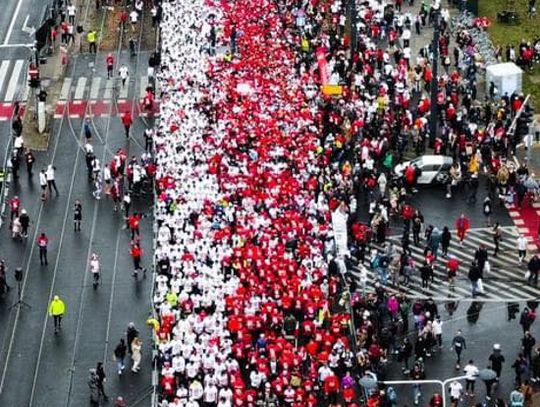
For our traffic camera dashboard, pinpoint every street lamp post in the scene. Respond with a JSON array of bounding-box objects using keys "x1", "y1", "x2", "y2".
[
  {"x1": 429, "y1": 4, "x2": 441, "y2": 146},
  {"x1": 383, "y1": 375, "x2": 468, "y2": 407}
]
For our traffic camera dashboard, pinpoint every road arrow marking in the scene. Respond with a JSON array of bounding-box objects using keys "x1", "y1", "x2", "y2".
[{"x1": 21, "y1": 15, "x2": 35, "y2": 36}]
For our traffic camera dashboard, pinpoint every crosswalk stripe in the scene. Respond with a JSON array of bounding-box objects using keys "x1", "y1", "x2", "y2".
[
  {"x1": 90, "y1": 77, "x2": 101, "y2": 100},
  {"x1": 53, "y1": 74, "x2": 157, "y2": 103},
  {"x1": 352, "y1": 227, "x2": 540, "y2": 300},
  {"x1": 103, "y1": 79, "x2": 113, "y2": 100},
  {"x1": 119, "y1": 78, "x2": 129, "y2": 99},
  {"x1": 139, "y1": 74, "x2": 148, "y2": 99},
  {"x1": 0, "y1": 61, "x2": 11, "y2": 97},
  {"x1": 74, "y1": 77, "x2": 87, "y2": 100},
  {"x1": 60, "y1": 78, "x2": 72, "y2": 100},
  {"x1": 5, "y1": 60, "x2": 23, "y2": 102},
  {"x1": 416, "y1": 231, "x2": 537, "y2": 294}
]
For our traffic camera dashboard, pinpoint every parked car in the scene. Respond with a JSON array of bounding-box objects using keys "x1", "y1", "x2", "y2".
[{"x1": 394, "y1": 155, "x2": 454, "y2": 185}]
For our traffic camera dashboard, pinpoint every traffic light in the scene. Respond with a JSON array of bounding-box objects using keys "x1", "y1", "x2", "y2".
[
  {"x1": 29, "y1": 77, "x2": 40, "y2": 88},
  {"x1": 28, "y1": 64, "x2": 40, "y2": 89}
]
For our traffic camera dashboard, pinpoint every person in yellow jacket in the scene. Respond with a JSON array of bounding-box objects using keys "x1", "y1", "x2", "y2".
[
  {"x1": 468, "y1": 155, "x2": 479, "y2": 175},
  {"x1": 165, "y1": 290, "x2": 178, "y2": 308},
  {"x1": 48, "y1": 295, "x2": 66, "y2": 334},
  {"x1": 87, "y1": 30, "x2": 97, "y2": 54}
]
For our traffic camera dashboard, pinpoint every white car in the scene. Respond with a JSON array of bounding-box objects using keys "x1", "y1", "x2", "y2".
[{"x1": 394, "y1": 155, "x2": 454, "y2": 185}]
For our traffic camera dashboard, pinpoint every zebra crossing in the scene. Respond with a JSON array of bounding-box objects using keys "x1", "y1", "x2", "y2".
[
  {"x1": 57, "y1": 74, "x2": 152, "y2": 102},
  {"x1": 54, "y1": 73, "x2": 159, "y2": 119},
  {"x1": 0, "y1": 59, "x2": 27, "y2": 104},
  {"x1": 0, "y1": 59, "x2": 29, "y2": 121},
  {"x1": 349, "y1": 226, "x2": 540, "y2": 301}
]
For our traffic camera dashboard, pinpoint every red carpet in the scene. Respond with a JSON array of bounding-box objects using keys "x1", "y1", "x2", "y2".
[{"x1": 507, "y1": 200, "x2": 540, "y2": 250}]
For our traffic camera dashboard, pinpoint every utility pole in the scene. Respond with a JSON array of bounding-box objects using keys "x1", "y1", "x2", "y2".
[{"x1": 429, "y1": 3, "x2": 441, "y2": 146}]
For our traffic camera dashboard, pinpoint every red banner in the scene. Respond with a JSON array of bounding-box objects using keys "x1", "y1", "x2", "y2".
[{"x1": 316, "y1": 47, "x2": 328, "y2": 85}]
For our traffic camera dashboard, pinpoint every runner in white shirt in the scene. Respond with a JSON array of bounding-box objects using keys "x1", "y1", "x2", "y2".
[
  {"x1": 432, "y1": 316, "x2": 443, "y2": 348},
  {"x1": 318, "y1": 364, "x2": 333, "y2": 382},
  {"x1": 186, "y1": 360, "x2": 199, "y2": 379},
  {"x1": 189, "y1": 379, "x2": 203, "y2": 401},
  {"x1": 203, "y1": 383, "x2": 218, "y2": 405},
  {"x1": 217, "y1": 398, "x2": 231, "y2": 407},
  {"x1": 463, "y1": 360, "x2": 479, "y2": 396},
  {"x1": 67, "y1": 4, "x2": 76, "y2": 24},
  {"x1": 129, "y1": 10, "x2": 139, "y2": 31},
  {"x1": 118, "y1": 65, "x2": 129, "y2": 87},
  {"x1": 89, "y1": 253, "x2": 100, "y2": 288},
  {"x1": 218, "y1": 388, "x2": 232, "y2": 404},
  {"x1": 448, "y1": 380, "x2": 463, "y2": 404},
  {"x1": 518, "y1": 235, "x2": 528, "y2": 263},
  {"x1": 185, "y1": 399, "x2": 199, "y2": 407}
]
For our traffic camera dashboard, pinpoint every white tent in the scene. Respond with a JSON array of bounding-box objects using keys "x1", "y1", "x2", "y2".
[{"x1": 485, "y1": 62, "x2": 522, "y2": 97}]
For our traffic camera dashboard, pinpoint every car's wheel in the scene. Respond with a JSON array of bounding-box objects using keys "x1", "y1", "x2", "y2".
[{"x1": 435, "y1": 172, "x2": 450, "y2": 184}]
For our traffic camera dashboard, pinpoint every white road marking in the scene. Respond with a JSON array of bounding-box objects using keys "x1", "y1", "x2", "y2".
[
  {"x1": 59, "y1": 77, "x2": 72, "y2": 100},
  {"x1": 74, "y1": 77, "x2": 87, "y2": 100},
  {"x1": 4, "y1": 59, "x2": 23, "y2": 102},
  {"x1": 139, "y1": 74, "x2": 148, "y2": 99},
  {"x1": 3, "y1": 0, "x2": 25, "y2": 45},
  {"x1": 90, "y1": 77, "x2": 101, "y2": 99},
  {"x1": 0, "y1": 61, "x2": 11, "y2": 97}
]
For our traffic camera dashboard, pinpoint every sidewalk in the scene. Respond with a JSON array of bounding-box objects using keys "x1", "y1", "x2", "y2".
[{"x1": 22, "y1": 48, "x2": 64, "y2": 151}]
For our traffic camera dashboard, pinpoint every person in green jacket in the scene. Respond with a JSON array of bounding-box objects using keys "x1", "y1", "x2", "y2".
[{"x1": 48, "y1": 295, "x2": 66, "y2": 334}]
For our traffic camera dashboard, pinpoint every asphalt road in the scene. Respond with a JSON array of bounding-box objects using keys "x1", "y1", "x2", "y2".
[
  {"x1": 355, "y1": 175, "x2": 514, "y2": 235},
  {"x1": 0, "y1": 0, "x2": 47, "y2": 46},
  {"x1": 385, "y1": 300, "x2": 540, "y2": 406},
  {"x1": 0, "y1": 47, "x2": 154, "y2": 406}
]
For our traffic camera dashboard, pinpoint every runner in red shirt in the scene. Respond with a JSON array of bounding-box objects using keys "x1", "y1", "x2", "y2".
[
  {"x1": 130, "y1": 241, "x2": 144, "y2": 277},
  {"x1": 37, "y1": 232, "x2": 49, "y2": 266},
  {"x1": 9, "y1": 195, "x2": 20, "y2": 222},
  {"x1": 323, "y1": 373, "x2": 340, "y2": 405},
  {"x1": 455, "y1": 213, "x2": 470, "y2": 244},
  {"x1": 106, "y1": 53, "x2": 114, "y2": 79},
  {"x1": 121, "y1": 112, "x2": 132, "y2": 138},
  {"x1": 128, "y1": 212, "x2": 141, "y2": 239},
  {"x1": 446, "y1": 256, "x2": 460, "y2": 291}
]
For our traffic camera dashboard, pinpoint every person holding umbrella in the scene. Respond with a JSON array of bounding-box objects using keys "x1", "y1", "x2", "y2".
[{"x1": 478, "y1": 365, "x2": 497, "y2": 401}]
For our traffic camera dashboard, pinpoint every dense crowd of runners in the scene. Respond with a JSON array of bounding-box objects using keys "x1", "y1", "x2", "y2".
[{"x1": 151, "y1": 0, "x2": 539, "y2": 406}]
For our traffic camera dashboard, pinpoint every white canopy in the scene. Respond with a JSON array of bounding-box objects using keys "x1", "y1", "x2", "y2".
[{"x1": 485, "y1": 62, "x2": 523, "y2": 97}]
